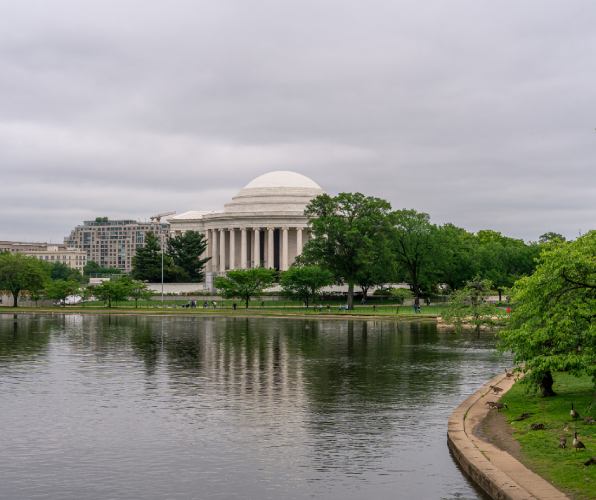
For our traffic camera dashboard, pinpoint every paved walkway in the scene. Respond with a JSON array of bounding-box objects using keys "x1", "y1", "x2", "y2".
[{"x1": 448, "y1": 371, "x2": 568, "y2": 500}]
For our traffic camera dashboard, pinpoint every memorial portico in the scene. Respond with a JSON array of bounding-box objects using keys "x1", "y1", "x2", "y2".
[{"x1": 167, "y1": 172, "x2": 325, "y2": 278}]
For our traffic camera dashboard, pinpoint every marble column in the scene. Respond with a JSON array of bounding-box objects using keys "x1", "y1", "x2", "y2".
[
  {"x1": 229, "y1": 228, "x2": 235, "y2": 270},
  {"x1": 241, "y1": 228, "x2": 247, "y2": 269},
  {"x1": 296, "y1": 227, "x2": 303, "y2": 257},
  {"x1": 267, "y1": 228, "x2": 274, "y2": 269},
  {"x1": 206, "y1": 229, "x2": 212, "y2": 272},
  {"x1": 212, "y1": 229, "x2": 219, "y2": 271},
  {"x1": 219, "y1": 229, "x2": 226, "y2": 271},
  {"x1": 254, "y1": 228, "x2": 260, "y2": 268},
  {"x1": 282, "y1": 227, "x2": 289, "y2": 271}
]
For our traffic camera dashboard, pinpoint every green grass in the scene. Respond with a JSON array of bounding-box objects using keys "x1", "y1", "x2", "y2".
[
  {"x1": 501, "y1": 372, "x2": 596, "y2": 499},
  {"x1": 1, "y1": 302, "x2": 446, "y2": 318}
]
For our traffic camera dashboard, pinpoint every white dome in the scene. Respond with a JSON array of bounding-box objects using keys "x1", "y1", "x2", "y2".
[
  {"x1": 244, "y1": 171, "x2": 322, "y2": 190},
  {"x1": 225, "y1": 171, "x2": 325, "y2": 213}
]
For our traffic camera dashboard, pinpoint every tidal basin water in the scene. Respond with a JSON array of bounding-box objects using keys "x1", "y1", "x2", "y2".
[{"x1": 0, "y1": 313, "x2": 512, "y2": 500}]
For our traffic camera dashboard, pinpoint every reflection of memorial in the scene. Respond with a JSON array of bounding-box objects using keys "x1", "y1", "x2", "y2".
[{"x1": 167, "y1": 172, "x2": 325, "y2": 275}]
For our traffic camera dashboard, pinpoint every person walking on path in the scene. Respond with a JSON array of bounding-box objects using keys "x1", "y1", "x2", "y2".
[
  {"x1": 327, "y1": 304, "x2": 330, "y2": 313},
  {"x1": 261, "y1": 300, "x2": 265, "y2": 308},
  {"x1": 319, "y1": 304, "x2": 322, "y2": 312},
  {"x1": 213, "y1": 301, "x2": 217, "y2": 309},
  {"x1": 339, "y1": 303, "x2": 342, "y2": 313},
  {"x1": 233, "y1": 302, "x2": 237, "y2": 310},
  {"x1": 361, "y1": 298, "x2": 365, "y2": 306},
  {"x1": 426, "y1": 297, "x2": 430, "y2": 306},
  {"x1": 313, "y1": 303, "x2": 317, "y2": 312},
  {"x1": 344, "y1": 304, "x2": 348, "y2": 313},
  {"x1": 373, "y1": 305, "x2": 376, "y2": 313},
  {"x1": 414, "y1": 304, "x2": 418, "y2": 314}
]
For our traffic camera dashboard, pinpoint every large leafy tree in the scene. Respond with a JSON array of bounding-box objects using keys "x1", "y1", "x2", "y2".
[
  {"x1": 214, "y1": 267, "x2": 277, "y2": 308},
  {"x1": 167, "y1": 231, "x2": 210, "y2": 282},
  {"x1": 279, "y1": 265, "x2": 334, "y2": 306},
  {"x1": 498, "y1": 232, "x2": 596, "y2": 398},
  {"x1": 91, "y1": 278, "x2": 131, "y2": 308},
  {"x1": 83, "y1": 261, "x2": 122, "y2": 276},
  {"x1": 44, "y1": 279, "x2": 81, "y2": 307},
  {"x1": 389, "y1": 287, "x2": 414, "y2": 314},
  {"x1": 0, "y1": 252, "x2": 49, "y2": 307},
  {"x1": 299, "y1": 192, "x2": 393, "y2": 310},
  {"x1": 47, "y1": 261, "x2": 83, "y2": 282},
  {"x1": 388, "y1": 209, "x2": 442, "y2": 305}
]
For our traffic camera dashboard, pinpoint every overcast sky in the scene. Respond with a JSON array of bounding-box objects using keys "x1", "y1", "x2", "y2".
[{"x1": 1, "y1": 0, "x2": 594, "y2": 243}]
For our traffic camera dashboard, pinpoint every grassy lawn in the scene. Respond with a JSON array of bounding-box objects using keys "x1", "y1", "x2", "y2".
[
  {"x1": 501, "y1": 372, "x2": 596, "y2": 499},
  {"x1": 1, "y1": 302, "x2": 446, "y2": 318}
]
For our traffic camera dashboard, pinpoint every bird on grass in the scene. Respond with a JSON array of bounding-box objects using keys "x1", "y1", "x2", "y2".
[
  {"x1": 489, "y1": 386, "x2": 504, "y2": 394},
  {"x1": 583, "y1": 417, "x2": 595, "y2": 424},
  {"x1": 571, "y1": 403, "x2": 581, "y2": 419},
  {"x1": 505, "y1": 369, "x2": 514, "y2": 379},
  {"x1": 559, "y1": 437, "x2": 567, "y2": 449},
  {"x1": 573, "y1": 432, "x2": 586, "y2": 452},
  {"x1": 485, "y1": 401, "x2": 508, "y2": 411}
]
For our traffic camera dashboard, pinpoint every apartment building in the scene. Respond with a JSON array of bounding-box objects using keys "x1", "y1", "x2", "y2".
[
  {"x1": 0, "y1": 241, "x2": 88, "y2": 272},
  {"x1": 64, "y1": 219, "x2": 169, "y2": 272}
]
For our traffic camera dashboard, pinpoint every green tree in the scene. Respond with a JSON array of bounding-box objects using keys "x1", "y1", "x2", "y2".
[
  {"x1": 441, "y1": 277, "x2": 501, "y2": 337},
  {"x1": 83, "y1": 260, "x2": 122, "y2": 276},
  {"x1": 131, "y1": 233, "x2": 185, "y2": 282},
  {"x1": 214, "y1": 267, "x2": 277, "y2": 308},
  {"x1": 0, "y1": 252, "x2": 49, "y2": 307},
  {"x1": 299, "y1": 192, "x2": 393, "y2": 310},
  {"x1": 167, "y1": 231, "x2": 210, "y2": 282},
  {"x1": 126, "y1": 280, "x2": 153, "y2": 308},
  {"x1": 91, "y1": 279, "x2": 130, "y2": 308},
  {"x1": 388, "y1": 209, "x2": 442, "y2": 305},
  {"x1": 280, "y1": 265, "x2": 334, "y2": 306},
  {"x1": 44, "y1": 279, "x2": 81, "y2": 307},
  {"x1": 78, "y1": 286, "x2": 94, "y2": 307},
  {"x1": 48, "y1": 261, "x2": 83, "y2": 282},
  {"x1": 539, "y1": 232, "x2": 566, "y2": 244},
  {"x1": 498, "y1": 232, "x2": 596, "y2": 398},
  {"x1": 389, "y1": 287, "x2": 414, "y2": 314}
]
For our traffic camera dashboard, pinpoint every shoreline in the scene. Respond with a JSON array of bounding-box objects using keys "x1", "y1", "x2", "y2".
[{"x1": 447, "y1": 371, "x2": 568, "y2": 500}]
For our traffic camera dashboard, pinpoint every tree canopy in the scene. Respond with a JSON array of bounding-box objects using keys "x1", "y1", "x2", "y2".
[
  {"x1": 83, "y1": 261, "x2": 122, "y2": 276},
  {"x1": 44, "y1": 279, "x2": 81, "y2": 307},
  {"x1": 214, "y1": 267, "x2": 277, "y2": 308},
  {"x1": 131, "y1": 233, "x2": 186, "y2": 282},
  {"x1": 0, "y1": 252, "x2": 48, "y2": 307},
  {"x1": 279, "y1": 265, "x2": 334, "y2": 306},
  {"x1": 498, "y1": 231, "x2": 596, "y2": 398},
  {"x1": 167, "y1": 231, "x2": 210, "y2": 282},
  {"x1": 47, "y1": 261, "x2": 83, "y2": 282},
  {"x1": 299, "y1": 192, "x2": 393, "y2": 309}
]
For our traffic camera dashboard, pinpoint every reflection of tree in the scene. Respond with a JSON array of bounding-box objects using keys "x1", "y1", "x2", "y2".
[{"x1": 0, "y1": 314, "x2": 51, "y2": 360}]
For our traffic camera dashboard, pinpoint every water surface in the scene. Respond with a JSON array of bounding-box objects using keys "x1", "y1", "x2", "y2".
[{"x1": 0, "y1": 313, "x2": 511, "y2": 499}]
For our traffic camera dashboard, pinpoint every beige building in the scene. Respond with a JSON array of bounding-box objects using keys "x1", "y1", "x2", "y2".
[
  {"x1": 64, "y1": 219, "x2": 169, "y2": 272},
  {"x1": 167, "y1": 171, "x2": 324, "y2": 283},
  {"x1": 0, "y1": 241, "x2": 88, "y2": 272}
]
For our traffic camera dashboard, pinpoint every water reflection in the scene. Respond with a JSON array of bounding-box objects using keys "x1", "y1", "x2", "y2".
[{"x1": 0, "y1": 314, "x2": 504, "y2": 500}]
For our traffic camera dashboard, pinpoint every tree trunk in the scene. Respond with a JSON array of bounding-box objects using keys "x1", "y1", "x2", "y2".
[
  {"x1": 412, "y1": 279, "x2": 419, "y2": 305},
  {"x1": 498, "y1": 289, "x2": 502, "y2": 302},
  {"x1": 245, "y1": 297, "x2": 249, "y2": 308},
  {"x1": 361, "y1": 286, "x2": 369, "y2": 300},
  {"x1": 540, "y1": 371, "x2": 557, "y2": 397},
  {"x1": 347, "y1": 283, "x2": 354, "y2": 310},
  {"x1": 12, "y1": 290, "x2": 19, "y2": 308}
]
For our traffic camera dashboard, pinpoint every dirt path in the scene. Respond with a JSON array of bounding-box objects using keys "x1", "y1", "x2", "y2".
[{"x1": 473, "y1": 408, "x2": 522, "y2": 460}]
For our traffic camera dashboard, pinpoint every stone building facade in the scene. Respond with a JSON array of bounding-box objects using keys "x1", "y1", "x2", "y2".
[
  {"x1": 64, "y1": 219, "x2": 169, "y2": 272},
  {"x1": 167, "y1": 171, "x2": 324, "y2": 278},
  {"x1": 0, "y1": 241, "x2": 88, "y2": 272}
]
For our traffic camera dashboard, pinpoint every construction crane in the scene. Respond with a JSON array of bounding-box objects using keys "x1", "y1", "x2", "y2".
[{"x1": 150, "y1": 211, "x2": 176, "y2": 222}]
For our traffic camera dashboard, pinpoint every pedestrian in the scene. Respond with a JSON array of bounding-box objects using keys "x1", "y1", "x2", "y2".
[
  {"x1": 213, "y1": 301, "x2": 217, "y2": 309},
  {"x1": 339, "y1": 303, "x2": 342, "y2": 313},
  {"x1": 373, "y1": 304, "x2": 376, "y2": 312},
  {"x1": 233, "y1": 302, "x2": 237, "y2": 310},
  {"x1": 302, "y1": 301, "x2": 306, "y2": 308},
  {"x1": 344, "y1": 304, "x2": 348, "y2": 313},
  {"x1": 361, "y1": 298, "x2": 365, "y2": 306},
  {"x1": 414, "y1": 304, "x2": 418, "y2": 314},
  {"x1": 313, "y1": 303, "x2": 317, "y2": 312},
  {"x1": 319, "y1": 304, "x2": 322, "y2": 312},
  {"x1": 327, "y1": 304, "x2": 330, "y2": 313},
  {"x1": 427, "y1": 297, "x2": 430, "y2": 306}
]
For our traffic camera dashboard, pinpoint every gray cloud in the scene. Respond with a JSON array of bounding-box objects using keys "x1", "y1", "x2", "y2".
[{"x1": 1, "y1": 0, "x2": 595, "y2": 242}]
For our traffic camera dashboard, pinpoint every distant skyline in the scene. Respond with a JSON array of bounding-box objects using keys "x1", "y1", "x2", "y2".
[{"x1": 1, "y1": 0, "x2": 595, "y2": 243}]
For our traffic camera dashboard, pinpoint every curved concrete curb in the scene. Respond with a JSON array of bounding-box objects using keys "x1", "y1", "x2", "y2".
[{"x1": 447, "y1": 372, "x2": 568, "y2": 500}]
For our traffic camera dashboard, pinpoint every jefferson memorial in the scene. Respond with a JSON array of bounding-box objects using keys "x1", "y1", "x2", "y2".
[{"x1": 167, "y1": 171, "x2": 324, "y2": 277}]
